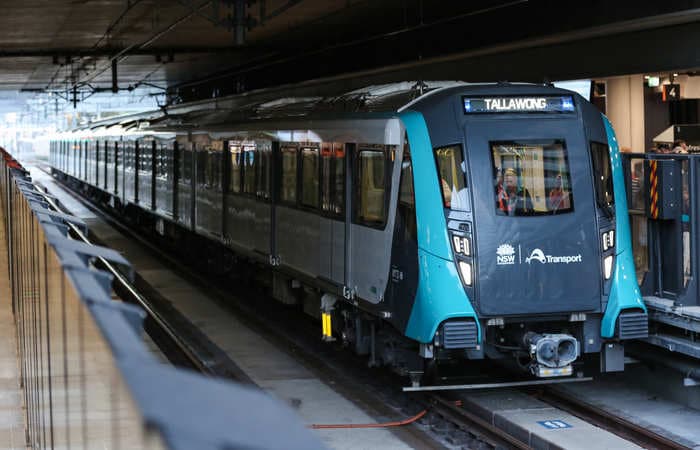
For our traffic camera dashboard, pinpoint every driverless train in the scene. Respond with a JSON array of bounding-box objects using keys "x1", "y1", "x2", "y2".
[{"x1": 50, "y1": 82, "x2": 648, "y2": 382}]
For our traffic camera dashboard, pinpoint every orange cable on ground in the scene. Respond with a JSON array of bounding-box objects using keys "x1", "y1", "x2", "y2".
[
  {"x1": 307, "y1": 399, "x2": 462, "y2": 429},
  {"x1": 308, "y1": 409, "x2": 427, "y2": 429}
]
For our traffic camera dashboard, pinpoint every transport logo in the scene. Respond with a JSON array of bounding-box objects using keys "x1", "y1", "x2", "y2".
[
  {"x1": 525, "y1": 248, "x2": 546, "y2": 264},
  {"x1": 496, "y1": 244, "x2": 516, "y2": 265},
  {"x1": 525, "y1": 248, "x2": 582, "y2": 265}
]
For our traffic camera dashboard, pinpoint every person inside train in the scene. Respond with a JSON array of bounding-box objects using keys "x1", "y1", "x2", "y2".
[
  {"x1": 496, "y1": 167, "x2": 533, "y2": 216},
  {"x1": 673, "y1": 139, "x2": 688, "y2": 154},
  {"x1": 547, "y1": 174, "x2": 571, "y2": 212},
  {"x1": 439, "y1": 162, "x2": 469, "y2": 210}
]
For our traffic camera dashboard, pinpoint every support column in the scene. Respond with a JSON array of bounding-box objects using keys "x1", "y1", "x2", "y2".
[{"x1": 605, "y1": 75, "x2": 646, "y2": 153}]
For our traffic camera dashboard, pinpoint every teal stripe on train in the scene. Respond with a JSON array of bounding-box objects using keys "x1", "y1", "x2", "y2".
[
  {"x1": 601, "y1": 115, "x2": 646, "y2": 338},
  {"x1": 399, "y1": 110, "x2": 481, "y2": 344}
]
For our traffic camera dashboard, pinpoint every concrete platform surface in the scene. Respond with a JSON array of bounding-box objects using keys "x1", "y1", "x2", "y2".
[
  {"x1": 0, "y1": 207, "x2": 28, "y2": 449},
  {"x1": 560, "y1": 368, "x2": 700, "y2": 449},
  {"x1": 459, "y1": 389, "x2": 642, "y2": 450}
]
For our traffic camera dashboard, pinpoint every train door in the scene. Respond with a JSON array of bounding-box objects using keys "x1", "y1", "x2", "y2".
[
  {"x1": 318, "y1": 142, "x2": 346, "y2": 284},
  {"x1": 465, "y1": 119, "x2": 601, "y2": 316},
  {"x1": 347, "y1": 144, "x2": 395, "y2": 304}
]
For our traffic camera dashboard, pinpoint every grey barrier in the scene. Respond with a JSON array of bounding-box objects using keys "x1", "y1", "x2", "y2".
[{"x1": 0, "y1": 150, "x2": 324, "y2": 449}]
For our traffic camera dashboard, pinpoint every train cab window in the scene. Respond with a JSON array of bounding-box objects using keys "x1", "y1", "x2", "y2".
[
  {"x1": 434, "y1": 145, "x2": 467, "y2": 210},
  {"x1": 492, "y1": 140, "x2": 573, "y2": 216},
  {"x1": 281, "y1": 145, "x2": 298, "y2": 203},
  {"x1": 243, "y1": 146, "x2": 256, "y2": 194},
  {"x1": 301, "y1": 146, "x2": 320, "y2": 208},
  {"x1": 321, "y1": 143, "x2": 345, "y2": 216},
  {"x1": 590, "y1": 141, "x2": 614, "y2": 214},
  {"x1": 355, "y1": 147, "x2": 388, "y2": 226},
  {"x1": 229, "y1": 142, "x2": 242, "y2": 193}
]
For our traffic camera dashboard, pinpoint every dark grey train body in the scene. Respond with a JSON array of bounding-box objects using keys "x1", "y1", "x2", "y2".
[{"x1": 50, "y1": 82, "x2": 647, "y2": 381}]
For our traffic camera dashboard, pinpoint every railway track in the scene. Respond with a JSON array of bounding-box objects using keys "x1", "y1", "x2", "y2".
[
  {"x1": 530, "y1": 387, "x2": 690, "y2": 450},
  {"x1": 35, "y1": 190, "x2": 200, "y2": 371},
  {"x1": 39, "y1": 166, "x2": 693, "y2": 450}
]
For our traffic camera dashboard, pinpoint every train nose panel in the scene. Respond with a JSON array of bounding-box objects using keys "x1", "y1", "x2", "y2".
[
  {"x1": 477, "y1": 225, "x2": 600, "y2": 315},
  {"x1": 464, "y1": 120, "x2": 601, "y2": 317}
]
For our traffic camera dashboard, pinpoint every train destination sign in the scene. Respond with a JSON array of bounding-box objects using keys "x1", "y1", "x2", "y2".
[{"x1": 463, "y1": 95, "x2": 575, "y2": 114}]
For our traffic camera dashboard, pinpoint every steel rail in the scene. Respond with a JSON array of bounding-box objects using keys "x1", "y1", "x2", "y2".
[
  {"x1": 428, "y1": 394, "x2": 532, "y2": 450},
  {"x1": 534, "y1": 387, "x2": 691, "y2": 450},
  {"x1": 32, "y1": 184, "x2": 210, "y2": 375}
]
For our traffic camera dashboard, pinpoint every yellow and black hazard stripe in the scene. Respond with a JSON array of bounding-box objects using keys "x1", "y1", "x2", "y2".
[{"x1": 649, "y1": 160, "x2": 659, "y2": 219}]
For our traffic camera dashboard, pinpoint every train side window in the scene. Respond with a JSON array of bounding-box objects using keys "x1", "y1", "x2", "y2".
[
  {"x1": 181, "y1": 143, "x2": 193, "y2": 182},
  {"x1": 355, "y1": 147, "x2": 387, "y2": 226},
  {"x1": 321, "y1": 143, "x2": 346, "y2": 216},
  {"x1": 400, "y1": 146, "x2": 415, "y2": 207},
  {"x1": 126, "y1": 142, "x2": 135, "y2": 171},
  {"x1": 434, "y1": 145, "x2": 467, "y2": 210},
  {"x1": 281, "y1": 145, "x2": 298, "y2": 204},
  {"x1": 140, "y1": 142, "x2": 151, "y2": 172},
  {"x1": 229, "y1": 142, "x2": 242, "y2": 193},
  {"x1": 332, "y1": 144, "x2": 345, "y2": 215},
  {"x1": 590, "y1": 141, "x2": 614, "y2": 213},
  {"x1": 301, "y1": 146, "x2": 319, "y2": 209},
  {"x1": 321, "y1": 144, "x2": 332, "y2": 211},
  {"x1": 243, "y1": 145, "x2": 256, "y2": 194},
  {"x1": 210, "y1": 145, "x2": 222, "y2": 191},
  {"x1": 197, "y1": 149, "x2": 208, "y2": 187},
  {"x1": 399, "y1": 142, "x2": 417, "y2": 242},
  {"x1": 157, "y1": 143, "x2": 170, "y2": 179},
  {"x1": 256, "y1": 141, "x2": 271, "y2": 199}
]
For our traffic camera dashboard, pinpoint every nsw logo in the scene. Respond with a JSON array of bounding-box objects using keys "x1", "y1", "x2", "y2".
[
  {"x1": 525, "y1": 248, "x2": 546, "y2": 264},
  {"x1": 496, "y1": 244, "x2": 516, "y2": 265}
]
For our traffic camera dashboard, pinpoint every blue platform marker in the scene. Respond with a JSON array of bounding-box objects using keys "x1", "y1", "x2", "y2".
[{"x1": 537, "y1": 420, "x2": 572, "y2": 429}]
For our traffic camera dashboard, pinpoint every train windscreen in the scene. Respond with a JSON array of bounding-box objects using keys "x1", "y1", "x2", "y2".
[{"x1": 491, "y1": 140, "x2": 573, "y2": 216}]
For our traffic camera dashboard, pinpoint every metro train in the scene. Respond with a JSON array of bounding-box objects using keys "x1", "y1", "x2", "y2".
[{"x1": 49, "y1": 81, "x2": 648, "y2": 383}]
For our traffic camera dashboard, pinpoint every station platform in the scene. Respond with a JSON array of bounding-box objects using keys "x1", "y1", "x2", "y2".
[
  {"x1": 0, "y1": 155, "x2": 324, "y2": 449},
  {"x1": 458, "y1": 388, "x2": 641, "y2": 450},
  {"x1": 0, "y1": 209, "x2": 27, "y2": 449},
  {"x1": 644, "y1": 296, "x2": 700, "y2": 358}
]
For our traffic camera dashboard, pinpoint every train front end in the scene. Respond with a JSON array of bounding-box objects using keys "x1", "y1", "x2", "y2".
[{"x1": 400, "y1": 84, "x2": 647, "y2": 377}]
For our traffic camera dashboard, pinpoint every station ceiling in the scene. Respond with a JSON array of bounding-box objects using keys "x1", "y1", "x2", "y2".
[{"x1": 3, "y1": 0, "x2": 700, "y2": 121}]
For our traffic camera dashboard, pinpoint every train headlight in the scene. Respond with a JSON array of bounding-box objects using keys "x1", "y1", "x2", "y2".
[
  {"x1": 602, "y1": 230, "x2": 615, "y2": 251},
  {"x1": 603, "y1": 255, "x2": 614, "y2": 280},
  {"x1": 458, "y1": 261, "x2": 472, "y2": 286},
  {"x1": 452, "y1": 235, "x2": 471, "y2": 256}
]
